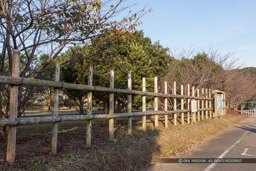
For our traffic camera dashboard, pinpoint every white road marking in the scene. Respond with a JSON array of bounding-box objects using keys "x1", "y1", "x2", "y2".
[
  {"x1": 241, "y1": 148, "x2": 256, "y2": 157},
  {"x1": 204, "y1": 131, "x2": 249, "y2": 171},
  {"x1": 241, "y1": 148, "x2": 249, "y2": 156}
]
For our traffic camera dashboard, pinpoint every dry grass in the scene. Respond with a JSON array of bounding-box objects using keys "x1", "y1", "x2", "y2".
[
  {"x1": 155, "y1": 110, "x2": 247, "y2": 161},
  {"x1": 0, "y1": 110, "x2": 247, "y2": 170}
]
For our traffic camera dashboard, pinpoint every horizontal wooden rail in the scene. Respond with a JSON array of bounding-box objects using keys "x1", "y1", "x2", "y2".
[
  {"x1": 1, "y1": 50, "x2": 223, "y2": 164},
  {"x1": 0, "y1": 108, "x2": 214, "y2": 127},
  {"x1": 197, "y1": 108, "x2": 213, "y2": 111},
  {"x1": 0, "y1": 76, "x2": 212, "y2": 101},
  {"x1": 0, "y1": 110, "x2": 193, "y2": 126}
]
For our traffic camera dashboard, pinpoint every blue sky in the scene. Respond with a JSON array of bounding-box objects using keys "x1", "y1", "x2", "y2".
[{"x1": 126, "y1": 0, "x2": 256, "y2": 68}]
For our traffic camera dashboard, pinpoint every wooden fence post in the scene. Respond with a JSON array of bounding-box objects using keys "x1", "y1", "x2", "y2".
[
  {"x1": 86, "y1": 64, "x2": 93, "y2": 147},
  {"x1": 209, "y1": 89, "x2": 212, "y2": 118},
  {"x1": 164, "y1": 81, "x2": 168, "y2": 128},
  {"x1": 201, "y1": 88, "x2": 204, "y2": 120},
  {"x1": 221, "y1": 93, "x2": 224, "y2": 117},
  {"x1": 214, "y1": 90, "x2": 217, "y2": 118},
  {"x1": 128, "y1": 71, "x2": 132, "y2": 134},
  {"x1": 51, "y1": 63, "x2": 60, "y2": 154},
  {"x1": 181, "y1": 85, "x2": 184, "y2": 125},
  {"x1": 197, "y1": 89, "x2": 200, "y2": 122},
  {"x1": 205, "y1": 89, "x2": 208, "y2": 119},
  {"x1": 142, "y1": 77, "x2": 147, "y2": 131},
  {"x1": 173, "y1": 81, "x2": 177, "y2": 126},
  {"x1": 154, "y1": 77, "x2": 158, "y2": 129},
  {"x1": 192, "y1": 86, "x2": 196, "y2": 124},
  {"x1": 6, "y1": 50, "x2": 20, "y2": 163},
  {"x1": 109, "y1": 69, "x2": 115, "y2": 140},
  {"x1": 187, "y1": 84, "x2": 190, "y2": 124},
  {"x1": 223, "y1": 93, "x2": 226, "y2": 115}
]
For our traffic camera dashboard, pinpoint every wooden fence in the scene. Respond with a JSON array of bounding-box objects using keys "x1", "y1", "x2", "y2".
[{"x1": 0, "y1": 50, "x2": 226, "y2": 163}]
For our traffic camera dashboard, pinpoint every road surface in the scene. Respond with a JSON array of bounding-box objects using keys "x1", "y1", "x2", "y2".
[{"x1": 149, "y1": 118, "x2": 256, "y2": 171}]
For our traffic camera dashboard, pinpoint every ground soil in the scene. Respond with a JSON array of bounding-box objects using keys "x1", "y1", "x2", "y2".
[{"x1": 0, "y1": 111, "x2": 247, "y2": 171}]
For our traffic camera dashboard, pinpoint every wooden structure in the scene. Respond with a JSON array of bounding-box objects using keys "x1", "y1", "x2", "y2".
[
  {"x1": 0, "y1": 50, "x2": 225, "y2": 163},
  {"x1": 213, "y1": 90, "x2": 227, "y2": 117}
]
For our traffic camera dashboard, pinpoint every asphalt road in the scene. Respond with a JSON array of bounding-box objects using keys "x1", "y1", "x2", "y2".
[{"x1": 149, "y1": 118, "x2": 256, "y2": 171}]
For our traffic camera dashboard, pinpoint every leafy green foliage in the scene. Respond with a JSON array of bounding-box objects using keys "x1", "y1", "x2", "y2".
[{"x1": 60, "y1": 30, "x2": 173, "y2": 112}]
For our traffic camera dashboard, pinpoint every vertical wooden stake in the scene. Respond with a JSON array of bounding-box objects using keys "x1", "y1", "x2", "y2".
[
  {"x1": 205, "y1": 89, "x2": 208, "y2": 119},
  {"x1": 142, "y1": 77, "x2": 147, "y2": 131},
  {"x1": 214, "y1": 90, "x2": 218, "y2": 118},
  {"x1": 51, "y1": 63, "x2": 60, "y2": 154},
  {"x1": 7, "y1": 50, "x2": 20, "y2": 163},
  {"x1": 209, "y1": 89, "x2": 212, "y2": 118},
  {"x1": 201, "y1": 88, "x2": 204, "y2": 120},
  {"x1": 109, "y1": 69, "x2": 115, "y2": 140},
  {"x1": 224, "y1": 93, "x2": 226, "y2": 116},
  {"x1": 197, "y1": 89, "x2": 200, "y2": 122},
  {"x1": 192, "y1": 86, "x2": 196, "y2": 124},
  {"x1": 128, "y1": 71, "x2": 132, "y2": 135},
  {"x1": 86, "y1": 64, "x2": 93, "y2": 147},
  {"x1": 154, "y1": 77, "x2": 158, "y2": 129},
  {"x1": 173, "y1": 81, "x2": 177, "y2": 126},
  {"x1": 181, "y1": 85, "x2": 184, "y2": 125},
  {"x1": 221, "y1": 93, "x2": 224, "y2": 116},
  {"x1": 187, "y1": 84, "x2": 190, "y2": 124},
  {"x1": 164, "y1": 81, "x2": 168, "y2": 128}
]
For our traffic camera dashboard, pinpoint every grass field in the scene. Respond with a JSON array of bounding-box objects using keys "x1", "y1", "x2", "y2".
[{"x1": 0, "y1": 110, "x2": 247, "y2": 170}]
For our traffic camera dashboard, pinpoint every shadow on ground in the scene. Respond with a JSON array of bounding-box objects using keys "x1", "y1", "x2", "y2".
[
  {"x1": 235, "y1": 124, "x2": 256, "y2": 134},
  {"x1": 0, "y1": 112, "x2": 246, "y2": 170},
  {"x1": 0, "y1": 119, "x2": 160, "y2": 170}
]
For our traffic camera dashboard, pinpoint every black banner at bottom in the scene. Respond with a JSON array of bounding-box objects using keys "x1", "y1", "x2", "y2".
[{"x1": 159, "y1": 158, "x2": 256, "y2": 163}]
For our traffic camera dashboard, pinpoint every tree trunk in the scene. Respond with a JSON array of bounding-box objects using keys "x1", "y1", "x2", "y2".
[
  {"x1": 17, "y1": 86, "x2": 22, "y2": 117},
  {"x1": 235, "y1": 104, "x2": 238, "y2": 110},
  {"x1": 115, "y1": 97, "x2": 126, "y2": 113},
  {"x1": 5, "y1": 101, "x2": 9, "y2": 118},
  {"x1": 1, "y1": 102, "x2": 9, "y2": 139},
  {"x1": 0, "y1": 90, "x2": 3, "y2": 118},
  {"x1": 0, "y1": 90, "x2": 4, "y2": 139},
  {"x1": 48, "y1": 90, "x2": 52, "y2": 111},
  {"x1": 104, "y1": 101, "x2": 109, "y2": 114},
  {"x1": 79, "y1": 97, "x2": 84, "y2": 114}
]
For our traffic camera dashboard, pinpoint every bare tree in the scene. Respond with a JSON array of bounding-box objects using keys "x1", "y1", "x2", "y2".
[
  {"x1": 165, "y1": 49, "x2": 233, "y2": 91},
  {"x1": 0, "y1": 0, "x2": 148, "y2": 118},
  {"x1": 161, "y1": 48, "x2": 255, "y2": 111},
  {"x1": 225, "y1": 70, "x2": 256, "y2": 109}
]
